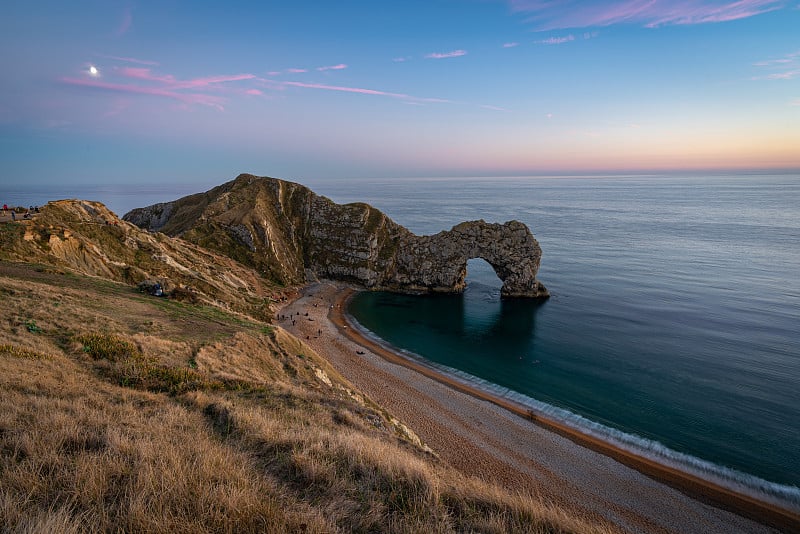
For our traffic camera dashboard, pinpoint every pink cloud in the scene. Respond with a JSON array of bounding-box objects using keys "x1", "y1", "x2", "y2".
[
  {"x1": 287, "y1": 68, "x2": 307, "y2": 73},
  {"x1": 169, "y1": 73, "x2": 256, "y2": 89},
  {"x1": 60, "y1": 67, "x2": 250, "y2": 111},
  {"x1": 118, "y1": 67, "x2": 176, "y2": 84},
  {"x1": 425, "y1": 50, "x2": 467, "y2": 59},
  {"x1": 246, "y1": 88, "x2": 263, "y2": 96},
  {"x1": 480, "y1": 104, "x2": 509, "y2": 111},
  {"x1": 503, "y1": 42, "x2": 520, "y2": 48},
  {"x1": 116, "y1": 68, "x2": 257, "y2": 89},
  {"x1": 266, "y1": 71, "x2": 282, "y2": 76},
  {"x1": 62, "y1": 77, "x2": 227, "y2": 110},
  {"x1": 317, "y1": 63, "x2": 348, "y2": 71},
  {"x1": 509, "y1": 0, "x2": 785, "y2": 30},
  {"x1": 537, "y1": 34, "x2": 575, "y2": 45}
]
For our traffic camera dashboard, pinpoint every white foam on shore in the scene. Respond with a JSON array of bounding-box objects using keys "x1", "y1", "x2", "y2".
[{"x1": 347, "y1": 313, "x2": 800, "y2": 513}]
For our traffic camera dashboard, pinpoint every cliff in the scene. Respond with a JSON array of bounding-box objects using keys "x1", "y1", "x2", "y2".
[
  {"x1": 124, "y1": 174, "x2": 549, "y2": 298},
  {"x1": 0, "y1": 199, "x2": 285, "y2": 320}
]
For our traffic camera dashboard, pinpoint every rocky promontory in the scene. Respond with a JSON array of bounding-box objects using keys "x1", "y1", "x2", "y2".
[{"x1": 124, "y1": 174, "x2": 548, "y2": 298}]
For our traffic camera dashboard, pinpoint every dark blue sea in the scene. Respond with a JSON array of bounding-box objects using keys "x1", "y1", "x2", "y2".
[
  {"x1": 3, "y1": 173, "x2": 799, "y2": 509},
  {"x1": 315, "y1": 174, "x2": 800, "y2": 510}
]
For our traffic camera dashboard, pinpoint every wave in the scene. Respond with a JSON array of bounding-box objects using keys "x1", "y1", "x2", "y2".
[{"x1": 348, "y1": 313, "x2": 800, "y2": 513}]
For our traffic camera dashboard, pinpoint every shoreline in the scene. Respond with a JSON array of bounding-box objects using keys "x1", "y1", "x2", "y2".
[{"x1": 286, "y1": 283, "x2": 800, "y2": 532}]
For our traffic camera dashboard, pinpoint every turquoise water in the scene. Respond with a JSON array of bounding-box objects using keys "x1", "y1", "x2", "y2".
[{"x1": 321, "y1": 174, "x2": 800, "y2": 507}]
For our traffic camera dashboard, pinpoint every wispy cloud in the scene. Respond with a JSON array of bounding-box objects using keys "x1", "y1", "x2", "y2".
[
  {"x1": 509, "y1": 0, "x2": 785, "y2": 30},
  {"x1": 425, "y1": 49, "x2": 467, "y2": 59},
  {"x1": 317, "y1": 63, "x2": 348, "y2": 71},
  {"x1": 117, "y1": 67, "x2": 175, "y2": 83},
  {"x1": 753, "y1": 58, "x2": 792, "y2": 66},
  {"x1": 170, "y1": 74, "x2": 256, "y2": 89},
  {"x1": 281, "y1": 80, "x2": 452, "y2": 104},
  {"x1": 286, "y1": 68, "x2": 307, "y2": 73},
  {"x1": 96, "y1": 54, "x2": 159, "y2": 66},
  {"x1": 763, "y1": 70, "x2": 800, "y2": 79},
  {"x1": 64, "y1": 57, "x2": 503, "y2": 112},
  {"x1": 61, "y1": 77, "x2": 227, "y2": 110},
  {"x1": 752, "y1": 50, "x2": 800, "y2": 80},
  {"x1": 115, "y1": 7, "x2": 132, "y2": 37},
  {"x1": 537, "y1": 34, "x2": 575, "y2": 45},
  {"x1": 117, "y1": 68, "x2": 256, "y2": 89},
  {"x1": 393, "y1": 56, "x2": 411, "y2": 63},
  {"x1": 61, "y1": 65, "x2": 258, "y2": 111},
  {"x1": 503, "y1": 42, "x2": 520, "y2": 48}
]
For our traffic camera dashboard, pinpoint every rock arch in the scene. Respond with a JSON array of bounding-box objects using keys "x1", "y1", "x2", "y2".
[
  {"x1": 124, "y1": 175, "x2": 549, "y2": 299},
  {"x1": 384, "y1": 220, "x2": 549, "y2": 299}
]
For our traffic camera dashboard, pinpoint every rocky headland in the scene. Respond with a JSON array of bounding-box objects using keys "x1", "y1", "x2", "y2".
[
  {"x1": 123, "y1": 174, "x2": 549, "y2": 299},
  {"x1": 2, "y1": 177, "x2": 795, "y2": 533}
]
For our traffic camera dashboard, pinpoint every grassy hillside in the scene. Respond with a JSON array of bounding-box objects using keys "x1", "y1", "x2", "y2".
[
  {"x1": 0, "y1": 200, "x2": 288, "y2": 321},
  {"x1": 0, "y1": 260, "x2": 614, "y2": 533}
]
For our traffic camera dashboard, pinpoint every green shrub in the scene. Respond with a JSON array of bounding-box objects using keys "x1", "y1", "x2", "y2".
[
  {"x1": 25, "y1": 320, "x2": 43, "y2": 334},
  {"x1": 76, "y1": 333, "x2": 138, "y2": 361}
]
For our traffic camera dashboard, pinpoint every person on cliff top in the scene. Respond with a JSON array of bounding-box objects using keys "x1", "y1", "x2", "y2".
[
  {"x1": 11, "y1": 210, "x2": 15, "y2": 221},
  {"x1": 2, "y1": 204, "x2": 7, "y2": 213}
]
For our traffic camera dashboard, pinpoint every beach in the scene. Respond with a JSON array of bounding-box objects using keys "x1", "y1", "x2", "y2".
[{"x1": 279, "y1": 281, "x2": 798, "y2": 534}]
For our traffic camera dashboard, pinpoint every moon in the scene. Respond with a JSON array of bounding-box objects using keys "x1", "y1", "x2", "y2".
[{"x1": 89, "y1": 65, "x2": 98, "y2": 76}]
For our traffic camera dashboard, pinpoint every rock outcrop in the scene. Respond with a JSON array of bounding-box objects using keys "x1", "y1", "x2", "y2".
[
  {"x1": 1, "y1": 199, "x2": 287, "y2": 319},
  {"x1": 124, "y1": 174, "x2": 548, "y2": 298}
]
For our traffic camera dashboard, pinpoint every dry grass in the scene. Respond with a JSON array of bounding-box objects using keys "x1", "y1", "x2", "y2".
[{"x1": 0, "y1": 261, "x2": 617, "y2": 533}]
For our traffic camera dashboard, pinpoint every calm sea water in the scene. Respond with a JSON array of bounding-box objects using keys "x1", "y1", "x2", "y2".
[
  {"x1": 3, "y1": 174, "x2": 799, "y2": 507},
  {"x1": 317, "y1": 174, "x2": 800, "y2": 508}
]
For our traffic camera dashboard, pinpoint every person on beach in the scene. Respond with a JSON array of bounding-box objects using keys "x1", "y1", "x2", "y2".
[
  {"x1": 11, "y1": 210, "x2": 16, "y2": 221},
  {"x1": 2, "y1": 204, "x2": 7, "y2": 213}
]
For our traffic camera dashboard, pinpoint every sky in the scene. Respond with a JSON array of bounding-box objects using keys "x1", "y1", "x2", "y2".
[{"x1": 1, "y1": 0, "x2": 799, "y2": 186}]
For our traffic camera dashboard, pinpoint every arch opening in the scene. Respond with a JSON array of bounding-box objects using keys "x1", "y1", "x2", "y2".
[{"x1": 465, "y1": 257, "x2": 503, "y2": 297}]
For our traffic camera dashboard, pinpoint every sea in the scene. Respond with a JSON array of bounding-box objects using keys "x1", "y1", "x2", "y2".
[{"x1": 3, "y1": 173, "x2": 799, "y2": 510}]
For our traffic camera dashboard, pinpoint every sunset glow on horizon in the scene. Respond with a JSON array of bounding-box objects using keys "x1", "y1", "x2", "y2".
[{"x1": 1, "y1": 1, "x2": 798, "y2": 185}]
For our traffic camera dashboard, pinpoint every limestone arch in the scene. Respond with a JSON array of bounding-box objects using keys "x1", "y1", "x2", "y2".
[{"x1": 389, "y1": 220, "x2": 549, "y2": 299}]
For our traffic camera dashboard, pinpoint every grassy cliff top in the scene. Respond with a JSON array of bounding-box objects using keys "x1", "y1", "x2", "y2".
[{"x1": 0, "y1": 260, "x2": 613, "y2": 533}]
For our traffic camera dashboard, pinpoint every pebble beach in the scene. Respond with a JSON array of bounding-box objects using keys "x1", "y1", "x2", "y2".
[{"x1": 278, "y1": 281, "x2": 795, "y2": 534}]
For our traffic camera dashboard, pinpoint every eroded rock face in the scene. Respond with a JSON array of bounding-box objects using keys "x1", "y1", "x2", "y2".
[
  {"x1": 389, "y1": 220, "x2": 547, "y2": 298},
  {"x1": 1, "y1": 199, "x2": 286, "y2": 320},
  {"x1": 124, "y1": 174, "x2": 548, "y2": 298}
]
